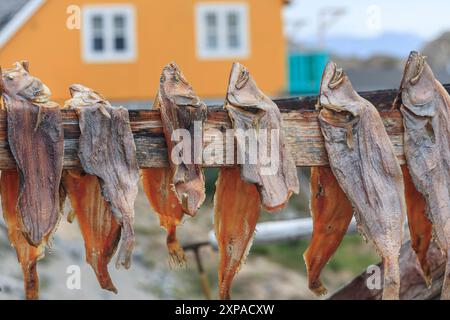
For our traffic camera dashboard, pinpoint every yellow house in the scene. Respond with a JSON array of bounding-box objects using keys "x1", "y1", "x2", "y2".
[{"x1": 0, "y1": 0, "x2": 288, "y2": 105}]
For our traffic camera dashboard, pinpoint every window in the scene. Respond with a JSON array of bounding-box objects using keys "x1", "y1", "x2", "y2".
[
  {"x1": 82, "y1": 5, "x2": 136, "y2": 63},
  {"x1": 205, "y1": 13, "x2": 218, "y2": 49},
  {"x1": 196, "y1": 3, "x2": 249, "y2": 59},
  {"x1": 92, "y1": 15, "x2": 104, "y2": 52},
  {"x1": 227, "y1": 12, "x2": 240, "y2": 49}
]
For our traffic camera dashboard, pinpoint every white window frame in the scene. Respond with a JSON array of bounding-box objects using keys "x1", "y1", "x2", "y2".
[
  {"x1": 82, "y1": 4, "x2": 137, "y2": 63},
  {"x1": 195, "y1": 3, "x2": 250, "y2": 60}
]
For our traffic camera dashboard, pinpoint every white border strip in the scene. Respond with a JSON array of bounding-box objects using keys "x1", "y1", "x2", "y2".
[{"x1": 0, "y1": 0, "x2": 46, "y2": 49}]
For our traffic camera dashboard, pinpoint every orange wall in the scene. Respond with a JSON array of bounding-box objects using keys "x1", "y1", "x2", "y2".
[{"x1": 0, "y1": 0, "x2": 286, "y2": 104}]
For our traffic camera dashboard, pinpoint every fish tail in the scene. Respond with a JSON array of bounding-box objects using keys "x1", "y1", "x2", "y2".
[
  {"x1": 382, "y1": 256, "x2": 400, "y2": 300},
  {"x1": 90, "y1": 254, "x2": 118, "y2": 294},
  {"x1": 412, "y1": 237, "x2": 432, "y2": 287},
  {"x1": 303, "y1": 249, "x2": 328, "y2": 296},
  {"x1": 218, "y1": 253, "x2": 250, "y2": 299},
  {"x1": 167, "y1": 226, "x2": 187, "y2": 268},
  {"x1": 219, "y1": 276, "x2": 232, "y2": 300},
  {"x1": 116, "y1": 220, "x2": 135, "y2": 270},
  {"x1": 22, "y1": 260, "x2": 39, "y2": 300}
]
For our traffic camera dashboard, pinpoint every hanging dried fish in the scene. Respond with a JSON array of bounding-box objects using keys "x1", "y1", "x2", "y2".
[
  {"x1": 213, "y1": 63, "x2": 298, "y2": 299},
  {"x1": 157, "y1": 62, "x2": 207, "y2": 216},
  {"x1": 305, "y1": 165, "x2": 431, "y2": 296},
  {"x1": 141, "y1": 168, "x2": 186, "y2": 266},
  {"x1": 224, "y1": 63, "x2": 299, "y2": 212},
  {"x1": 401, "y1": 165, "x2": 432, "y2": 285},
  {"x1": 62, "y1": 86, "x2": 122, "y2": 288},
  {"x1": 214, "y1": 167, "x2": 261, "y2": 300},
  {"x1": 61, "y1": 171, "x2": 121, "y2": 293},
  {"x1": 66, "y1": 84, "x2": 140, "y2": 269},
  {"x1": 0, "y1": 62, "x2": 64, "y2": 247},
  {"x1": 395, "y1": 51, "x2": 450, "y2": 299},
  {"x1": 141, "y1": 84, "x2": 189, "y2": 266},
  {"x1": 317, "y1": 61, "x2": 406, "y2": 300},
  {"x1": 0, "y1": 170, "x2": 44, "y2": 300},
  {"x1": 304, "y1": 166, "x2": 353, "y2": 296}
]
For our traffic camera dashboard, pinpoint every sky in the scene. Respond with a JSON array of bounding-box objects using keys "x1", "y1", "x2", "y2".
[{"x1": 284, "y1": 0, "x2": 450, "y2": 42}]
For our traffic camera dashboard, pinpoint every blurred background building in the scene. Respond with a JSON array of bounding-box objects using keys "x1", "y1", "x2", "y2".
[{"x1": 0, "y1": 0, "x2": 287, "y2": 105}]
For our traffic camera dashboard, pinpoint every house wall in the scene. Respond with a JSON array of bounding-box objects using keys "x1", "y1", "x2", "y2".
[{"x1": 0, "y1": 0, "x2": 286, "y2": 104}]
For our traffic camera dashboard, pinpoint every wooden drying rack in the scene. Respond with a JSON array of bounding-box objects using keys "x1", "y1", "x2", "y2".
[{"x1": 0, "y1": 85, "x2": 448, "y2": 170}]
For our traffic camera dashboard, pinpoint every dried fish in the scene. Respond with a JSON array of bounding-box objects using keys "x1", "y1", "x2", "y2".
[
  {"x1": 142, "y1": 168, "x2": 186, "y2": 266},
  {"x1": 0, "y1": 62, "x2": 64, "y2": 246},
  {"x1": 305, "y1": 165, "x2": 431, "y2": 296},
  {"x1": 213, "y1": 63, "x2": 298, "y2": 299},
  {"x1": 0, "y1": 170, "x2": 44, "y2": 300},
  {"x1": 304, "y1": 166, "x2": 353, "y2": 296},
  {"x1": 66, "y1": 84, "x2": 140, "y2": 269},
  {"x1": 62, "y1": 87, "x2": 120, "y2": 291},
  {"x1": 396, "y1": 51, "x2": 450, "y2": 299},
  {"x1": 157, "y1": 62, "x2": 207, "y2": 216},
  {"x1": 214, "y1": 167, "x2": 261, "y2": 300},
  {"x1": 62, "y1": 170, "x2": 121, "y2": 293},
  {"x1": 141, "y1": 82, "x2": 190, "y2": 266},
  {"x1": 224, "y1": 63, "x2": 299, "y2": 212},
  {"x1": 317, "y1": 61, "x2": 406, "y2": 300},
  {"x1": 401, "y1": 165, "x2": 432, "y2": 285}
]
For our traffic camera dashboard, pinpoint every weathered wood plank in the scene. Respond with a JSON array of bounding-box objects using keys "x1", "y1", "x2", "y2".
[{"x1": 0, "y1": 84, "x2": 447, "y2": 169}]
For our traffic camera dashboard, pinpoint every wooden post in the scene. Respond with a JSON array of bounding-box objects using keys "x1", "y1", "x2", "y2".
[{"x1": 183, "y1": 242, "x2": 212, "y2": 300}]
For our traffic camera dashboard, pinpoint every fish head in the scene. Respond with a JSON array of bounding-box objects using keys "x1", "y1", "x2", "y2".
[
  {"x1": 160, "y1": 62, "x2": 201, "y2": 107},
  {"x1": 1, "y1": 61, "x2": 51, "y2": 104},
  {"x1": 69, "y1": 83, "x2": 91, "y2": 99},
  {"x1": 398, "y1": 51, "x2": 436, "y2": 116},
  {"x1": 65, "y1": 84, "x2": 92, "y2": 108},
  {"x1": 66, "y1": 84, "x2": 110, "y2": 114},
  {"x1": 318, "y1": 61, "x2": 361, "y2": 117},
  {"x1": 226, "y1": 62, "x2": 266, "y2": 115}
]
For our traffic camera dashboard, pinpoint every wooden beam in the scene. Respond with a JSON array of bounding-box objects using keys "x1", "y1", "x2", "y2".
[{"x1": 0, "y1": 85, "x2": 448, "y2": 170}]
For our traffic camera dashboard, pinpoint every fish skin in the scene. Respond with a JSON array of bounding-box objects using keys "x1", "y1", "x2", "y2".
[
  {"x1": 158, "y1": 62, "x2": 207, "y2": 216},
  {"x1": 304, "y1": 166, "x2": 353, "y2": 296},
  {"x1": 214, "y1": 167, "x2": 261, "y2": 300},
  {"x1": 397, "y1": 51, "x2": 450, "y2": 299},
  {"x1": 62, "y1": 171, "x2": 121, "y2": 293},
  {"x1": 66, "y1": 84, "x2": 140, "y2": 269},
  {"x1": 401, "y1": 165, "x2": 432, "y2": 286},
  {"x1": 0, "y1": 170, "x2": 44, "y2": 300},
  {"x1": 1, "y1": 62, "x2": 63, "y2": 247},
  {"x1": 141, "y1": 168, "x2": 186, "y2": 267},
  {"x1": 317, "y1": 61, "x2": 406, "y2": 300},
  {"x1": 224, "y1": 63, "x2": 299, "y2": 212}
]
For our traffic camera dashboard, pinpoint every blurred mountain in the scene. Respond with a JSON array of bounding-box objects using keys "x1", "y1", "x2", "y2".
[
  {"x1": 332, "y1": 54, "x2": 402, "y2": 70},
  {"x1": 422, "y1": 31, "x2": 450, "y2": 70},
  {"x1": 288, "y1": 31, "x2": 450, "y2": 92},
  {"x1": 295, "y1": 32, "x2": 424, "y2": 59}
]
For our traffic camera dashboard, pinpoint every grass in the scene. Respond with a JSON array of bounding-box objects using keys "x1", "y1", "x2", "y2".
[{"x1": 252, "y1": 234, "x2": 379, "y2": 275}]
